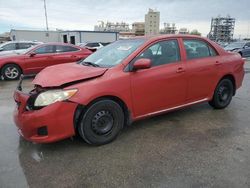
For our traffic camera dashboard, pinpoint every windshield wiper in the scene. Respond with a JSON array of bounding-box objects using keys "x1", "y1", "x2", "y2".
[{"x1": 81, "y1": 61, "x2": 100, "y2": 67}]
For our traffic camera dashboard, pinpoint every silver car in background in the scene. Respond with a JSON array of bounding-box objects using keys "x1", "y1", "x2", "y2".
[{"x1": 0, "y1": 41, "x2": 42, "y2": 56}]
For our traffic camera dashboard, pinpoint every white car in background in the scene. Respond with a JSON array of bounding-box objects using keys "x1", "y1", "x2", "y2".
[
  {"x1": 0, "y1": 41, "x2": 42, "y2": 56},
  {"x1": 78, "y1": 42, "x2": 110, "y2": 52}
]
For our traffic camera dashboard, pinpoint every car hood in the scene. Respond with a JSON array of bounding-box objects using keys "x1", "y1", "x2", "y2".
[{"x1": 32, "y1": 63, "x2": 108, "y2": 87}]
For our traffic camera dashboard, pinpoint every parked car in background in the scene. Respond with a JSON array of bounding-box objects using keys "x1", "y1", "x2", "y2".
[
  {"x1": 0, "y1": 43, "x2": 92, "y2": 80},
  {"x1": 0, "y1": 41, "x2": 42, "y2": 56},
  {"x1": 13, "y1": 35, "x2": 245, "y2": 145},
  {"x1": 224, "y1": 41, "x2": 250, "y2": 57},
  {"x1": 79, "y1": 42, "x2": 110, "y2": 52},
  {"x1": 217, "y1": 42, "x2": 229, "y2": 48}
]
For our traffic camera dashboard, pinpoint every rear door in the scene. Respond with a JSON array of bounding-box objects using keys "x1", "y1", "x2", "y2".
[
  {"x1": 182, "y1": 38, "x2": 220, "y2": 102},
  {"x1": 52, "y1": 45, "x2": 83, "y2": 65},
  {"x1": 130, "y1": 39, "x2": 188, "y2": 117}
]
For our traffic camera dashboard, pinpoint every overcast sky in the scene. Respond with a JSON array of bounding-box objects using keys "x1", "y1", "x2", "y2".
[{"x1": 0, "y1": 0, "x2": 250, "y2": 38}]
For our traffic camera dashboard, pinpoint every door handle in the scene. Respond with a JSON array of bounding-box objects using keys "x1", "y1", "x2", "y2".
[
  {"x1": 215, "y1": 61, "x2": 222, "y2": 66},
  {"x1": 176, "y1": 67, "x2": 185, "y2": 73},
  {"x1": 71, "y1": 55, "x2": 77, "y2": 58}
]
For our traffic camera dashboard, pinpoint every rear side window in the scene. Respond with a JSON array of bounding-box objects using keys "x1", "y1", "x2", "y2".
[
  {"x1": 17, "y1": 43, "x2": 34, "y2": 49},
  {"x1": 34, "y1": 45, "x2": 54, "y2": 54},
  {"x1": 184, "y1": 39, "x2": 217, "y2": 59},
  {"x1": 138, "y1": 40, "x2": 180, "y2": 67},
  {"x1": 55, "y1": 45, "x2": 79, "y2": 53}
]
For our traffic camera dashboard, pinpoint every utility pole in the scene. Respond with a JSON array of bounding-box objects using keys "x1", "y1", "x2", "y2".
[{"x1": 43, "y1": 0, "x2": 49, "y2": 30}]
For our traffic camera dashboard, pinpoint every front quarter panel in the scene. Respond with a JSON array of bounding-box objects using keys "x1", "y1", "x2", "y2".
[{"x1": 66, "y1": 68, "x2": 133, "y2": 116}]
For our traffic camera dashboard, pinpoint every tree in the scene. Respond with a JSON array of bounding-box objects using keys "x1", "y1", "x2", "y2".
[{"x1": 190, "y1": 29, "x2": 201, "y2": 36}]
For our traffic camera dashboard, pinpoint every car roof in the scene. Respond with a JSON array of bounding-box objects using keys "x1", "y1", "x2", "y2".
[
  {"x1": 38, "y1": 42, "x2": 78, "y2": 46},
  {"x1": 128, "y1": 34, "x2": 206, "y2": 41}
]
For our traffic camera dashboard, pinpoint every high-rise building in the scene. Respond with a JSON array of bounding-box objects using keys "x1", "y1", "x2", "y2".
[
  {"x1": 145, "y1": 8, "x2": 160, "y2": 35},
  {"x1": 208, "y1": 15, "x2": 235, "y2": 42},
  {"x1": 132, "y1": 22, "x2": 145, "y2": 36}
]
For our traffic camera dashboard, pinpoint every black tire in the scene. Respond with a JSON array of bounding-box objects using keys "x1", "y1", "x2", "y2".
[
  {"x1": 1, "y1": 64, "x2": 21, "y2": 80},
  {"x1": 209, "y1": 79, "x2": 234, "y2": 109},
  {"x1": 78, "y1": 100, "x2": 124, "y2": 145}
]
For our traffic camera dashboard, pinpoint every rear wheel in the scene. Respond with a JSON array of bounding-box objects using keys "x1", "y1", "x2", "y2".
[
  {"x1": 209, "y1": 79, "x2": 234, "y2": 109},
  {"x1": 78, "y1": 100, "x2": 124, "y2": 145},
  {"x1": 1, "y1": 64, "x2": 21, "y2": 80}
]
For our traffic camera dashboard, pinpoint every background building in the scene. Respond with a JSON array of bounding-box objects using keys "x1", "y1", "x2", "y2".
[
  {"x1": 178, "y1": 28, "x2": 189, "y2": 34},
  {"x1": 160, "y1": 23, "x2": 177, "y2": 34},
  {"x1": 10, "y1": 29, "x2": 60, "y2": 42},
  {"x1": 94, "y1": 21, "x2": 130, "y2": 32},
  {"x1": 10, "y1": 29, "x2": 118, "y2": 44},
  {"x1": 208, "y1": 15, "x2": 235, "y2": 42},
  {"x1": 145, "y1": 8, "x2": 160, "y2": 35},
  {"x1": 132, "y1": 22, "x2": 145, "y2": 36},
  {"x1": 60, "y1": 31, "x2": 118, "y2": 44},
  {"x1": 0, "y1": 32, "x2": 10, "y2": 43}
]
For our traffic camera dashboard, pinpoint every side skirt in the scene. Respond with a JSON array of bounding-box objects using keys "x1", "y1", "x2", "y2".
[{"x1": 134, "y1": 98, "x2": 209, "y2": 120}]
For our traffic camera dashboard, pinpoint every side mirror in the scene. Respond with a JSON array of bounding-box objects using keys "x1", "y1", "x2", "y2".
[
  {"x1": 133, "y1": 58, "x2": 151, "y2": 71},
  {"x1": 29, "y1": 52, "x2": 36, "y2": 57}
]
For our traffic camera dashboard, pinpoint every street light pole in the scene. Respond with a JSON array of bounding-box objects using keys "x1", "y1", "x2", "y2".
[{"x1": 43, "y1": 0, "x2": 49, "y2": 30}]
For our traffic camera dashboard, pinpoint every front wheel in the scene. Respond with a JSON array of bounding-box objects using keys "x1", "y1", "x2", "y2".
[
  {"x1": 1, "y1": 64, "x2": 21, "y2": 80},
  {"x1": 78, "y1": 100, "x2": 124, "y2": 145},
  {"x1": 209, "y1": 79, "x2": 234, "y2": 109}
]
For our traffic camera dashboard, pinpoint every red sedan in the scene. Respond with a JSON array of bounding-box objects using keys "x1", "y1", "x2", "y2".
[
  {"x1": 13, "y1": 35, "x2": 245, "y2": 145},
  {"x1": 0, "y1": 43, "x2": 92, "y2": 80}
]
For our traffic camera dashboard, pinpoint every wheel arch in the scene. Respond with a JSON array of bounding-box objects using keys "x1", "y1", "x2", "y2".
[
  {"x1": 219, "y1": 74, "x2": 236, "y2": 95},
  {"x1": 74, "y1": 95, "x2": 132, "y2": 131}
]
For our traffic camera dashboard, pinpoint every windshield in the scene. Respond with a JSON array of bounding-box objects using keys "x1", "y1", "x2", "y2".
[
  {"x1": 226, "y1": 42, "x2": 245, "y2": 49},
  {"x1": 80, "y1": 39, "x2": 145, "y2": 67}
]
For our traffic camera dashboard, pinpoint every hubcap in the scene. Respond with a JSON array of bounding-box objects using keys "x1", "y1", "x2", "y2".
[
  {"x1": 218, "y1": 85, "x2": 230, "y2": 103},
  {"x1": 5, "y1": 67, "x2": 19, "y2": 79},
  {"x1": 91, "y1": 110, "x2": 114, "y2": 135}
]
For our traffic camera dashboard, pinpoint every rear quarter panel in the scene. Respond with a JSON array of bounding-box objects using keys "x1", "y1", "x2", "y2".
[{"x1": 216, "y1": 52, "x2": 244, "y2": 91}]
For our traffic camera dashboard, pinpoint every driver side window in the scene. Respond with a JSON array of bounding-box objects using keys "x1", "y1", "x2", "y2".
[
  {"x1": 34, "y1": 45, "x2": 54, "y2": 54},
  {"x1": 138, "y1": 40, "x2": 180, "y2": 67}
]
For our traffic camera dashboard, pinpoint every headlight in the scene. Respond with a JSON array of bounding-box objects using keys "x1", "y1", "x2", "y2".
[{"x1": 34, "y1": 89, "x2": 78, "y2": 107}]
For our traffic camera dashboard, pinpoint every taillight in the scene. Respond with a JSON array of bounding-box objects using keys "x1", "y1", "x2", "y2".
[{"x1": 242, "y1": 58, "x2": 246, "y2": 65}]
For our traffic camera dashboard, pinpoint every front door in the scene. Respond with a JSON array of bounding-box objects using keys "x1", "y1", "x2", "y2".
[
  {"x1": 130, "y1": 39, "x2": 188, "y2": 117},
  {"x1": 23, "y1": 45, "x2": 55, "y2": 74}
]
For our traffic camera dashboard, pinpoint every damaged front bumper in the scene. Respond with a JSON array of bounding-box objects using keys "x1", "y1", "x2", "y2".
[{"x1": 13, "y1": 75, "x2": 78, "y2": 143}]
